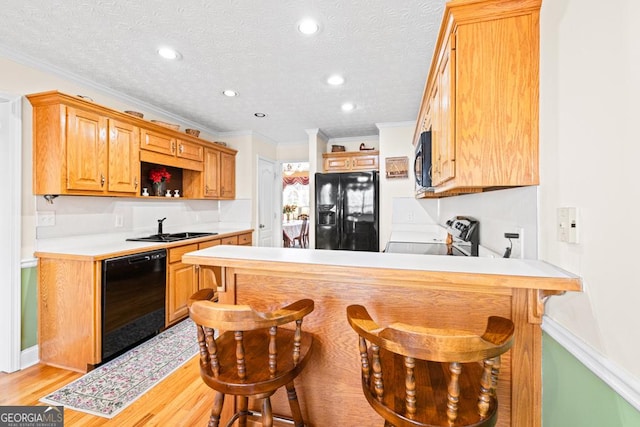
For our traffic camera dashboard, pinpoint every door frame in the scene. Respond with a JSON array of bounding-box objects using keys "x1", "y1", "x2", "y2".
[{"x1": 0, "y1": 93, "x2": 22, "y2": 373}]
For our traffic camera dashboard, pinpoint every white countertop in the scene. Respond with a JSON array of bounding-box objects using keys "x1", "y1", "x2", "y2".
[
  {"x1": 184, "y1": 245, "x2": 580, "y2": 281},
  {"x1": 34, "y1": 223, "x2": 252, "y2": 258}
]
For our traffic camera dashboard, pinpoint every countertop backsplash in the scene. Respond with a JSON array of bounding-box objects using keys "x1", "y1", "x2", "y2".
[{"x1": 35, "y1": 196, "x2": 251, "y2": 241}]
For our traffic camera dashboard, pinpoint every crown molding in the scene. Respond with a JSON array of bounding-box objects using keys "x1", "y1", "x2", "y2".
[{"x1": 0, "y1": 44, "x2": 223, "y2": 137}]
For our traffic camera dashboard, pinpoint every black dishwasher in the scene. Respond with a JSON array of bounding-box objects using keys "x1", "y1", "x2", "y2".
[{"x1": 101, "y1": 249, "x2": 167, "y2": 362}]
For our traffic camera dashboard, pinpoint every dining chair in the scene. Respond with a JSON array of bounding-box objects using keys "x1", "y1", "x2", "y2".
[
  {"x1": 283, "y1": 230, "x2": 292, "y2": 247},
  {"x1": 189, "y1": 289, "x2": 315, "y2": 427},
  {"x1": 292, "y1": 218, "x2": 308, "y2": 248},
  {"x1": 346, "y1": 304, "x2": 515, "y2": 427}
]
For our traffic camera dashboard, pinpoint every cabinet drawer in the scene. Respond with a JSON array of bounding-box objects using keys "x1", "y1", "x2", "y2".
[
  {"x1": 141, "y1": 128, "x2": 176, "y2": 156},
  {"x1": 221, "y1": 236, "x2": 238, "y2": 245},
  {"x1": 169, "y1": 243, "x2": 198, "y2": 263},
  {"x1": 199, "y1": 239, "x2": 221, "y2": 249},
  {"x1": 238, "y1": 233, "x2": 252, "y2": 246},
  {"x1": 177, "y1": 140, "x2": 204, "y2": 162}
]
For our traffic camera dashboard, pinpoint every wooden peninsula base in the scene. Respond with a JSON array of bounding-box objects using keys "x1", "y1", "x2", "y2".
[{"x1": 183, "y1": 246, "x2": 581, "y2": 427}]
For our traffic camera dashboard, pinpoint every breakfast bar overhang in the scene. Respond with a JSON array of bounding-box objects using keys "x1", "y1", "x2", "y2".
[{"x1": 183, "y1": 246, "x2": 582, "y2": 427}]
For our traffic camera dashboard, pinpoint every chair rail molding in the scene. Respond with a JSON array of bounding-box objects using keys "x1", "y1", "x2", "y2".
[{"x1": 542, "y1": 315, "x2": 640, "y2": 411}]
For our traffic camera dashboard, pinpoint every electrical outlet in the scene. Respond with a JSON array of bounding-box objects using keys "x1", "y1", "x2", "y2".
[
  {"x1": 115, "y1": 215, "x2": 124, "y2": 228},
  {"x1": 37, "y1": 211, "x2": 55, "y2": 227}
]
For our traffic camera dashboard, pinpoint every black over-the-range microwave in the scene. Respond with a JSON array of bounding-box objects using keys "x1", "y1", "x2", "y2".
[{"x1": 414, "y1": 130, "x2": 433, "y2": 192}]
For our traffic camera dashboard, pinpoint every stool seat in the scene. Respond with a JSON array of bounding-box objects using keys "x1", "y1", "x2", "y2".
[
  {"x1": 189, "y1": 289, "x2": 314, "y2": 427},
  {"x1": 347, "y1": 305, "x2": 515, "y2": 427}
]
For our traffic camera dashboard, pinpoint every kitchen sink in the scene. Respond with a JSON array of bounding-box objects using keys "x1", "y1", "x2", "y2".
[{"x1": 126, "y1": 232, "x2": 218, "y2": 243}]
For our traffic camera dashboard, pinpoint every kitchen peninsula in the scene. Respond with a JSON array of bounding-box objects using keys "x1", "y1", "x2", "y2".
[{"x1": 183, "y1": 245, "x2": 582, "y2": 427}]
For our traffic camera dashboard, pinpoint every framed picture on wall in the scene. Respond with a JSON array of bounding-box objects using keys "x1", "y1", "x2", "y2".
[{"x1": 385, "y1": 156, "x2": 409, "y2": 179}]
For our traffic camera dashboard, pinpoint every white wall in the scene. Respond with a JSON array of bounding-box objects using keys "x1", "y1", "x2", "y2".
[
  {"x1": 377, "y1": 122, "x2": 419, "y2": 248},
  {"x1": 540, "y1": 0, "x2": 640, "y2": 383}
]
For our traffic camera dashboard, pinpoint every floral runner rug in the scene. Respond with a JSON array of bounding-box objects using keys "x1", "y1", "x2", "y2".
[{"x1": 40, "y1": 319, "x2": 198, "y2": 419}]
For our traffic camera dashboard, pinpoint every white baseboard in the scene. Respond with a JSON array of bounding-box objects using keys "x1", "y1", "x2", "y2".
[
  {"x1": 543, "y1": 316, "x2": 640, "y2": 412},
  {"x1": 20, "y1": 345, "x2": 39, "y2": 370}
]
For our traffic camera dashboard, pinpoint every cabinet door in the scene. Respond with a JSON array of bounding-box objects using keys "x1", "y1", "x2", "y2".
[
  {"x1": 220, "y1": 152, "x2": 236, "y2": 199},
  {"x1": 324, "y1": 156, "x2": 351, "y2": 172},
  {"x1": 141, "y1": 128, "x2": 176, "y2": 156},
  {"x1": 66, "y1": 107, "x2": 108, "y2": 191},
  {"x1": 351, "y1": 154, "x2": 379, "y2": 171},
  {"x1": 177, "y1": 139, "x2": 204, "y2": 162},
  {"x1": 167, "y1": 261, "x2": 198, "y2": 324},
  {"x1": 108, "y1": 120, "x2": 140, "y2": 193},
  {"x1": 437, "y1": 34, "x2": 456, "y2": 185},
  {"x1": 203, "y1": 148, "x2": 220, "y2": 198}
]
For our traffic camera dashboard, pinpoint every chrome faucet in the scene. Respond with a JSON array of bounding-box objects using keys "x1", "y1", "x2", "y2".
[{"x1": 157, "y1": 217, "x2": 167, "y2": 235}]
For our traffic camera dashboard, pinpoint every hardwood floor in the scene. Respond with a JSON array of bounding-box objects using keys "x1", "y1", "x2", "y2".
[
  {"x1": 0, "y1": 357, "x2": 295, "y2": 426},
  {"x1": 0, "y1": 356, "x2": 214, "y2": 426}
]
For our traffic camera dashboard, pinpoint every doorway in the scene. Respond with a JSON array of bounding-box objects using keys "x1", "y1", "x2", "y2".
[
  {"x1": 282, "y1": 162, "x2": 310, "y2": 248},
  {"x1": 257, "y1": 157, "x2": 277, "y2": 247}
]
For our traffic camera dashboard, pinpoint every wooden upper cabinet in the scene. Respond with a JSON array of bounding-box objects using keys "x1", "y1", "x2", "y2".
[
  {"x1": 415, "y1": 0, "x2": 540, "y2": 197},
  {"x1": 432, "y1": 34, "x2": 455, "y2": 187},
  {"x1": 28, "y1": 91, "x2": 237, "y2": 198},
  {"x1": 139, "y1": 130, "x2": 204, "y2": 172},
  {"x1": 323, "y1": 151, "x2": 379, "y2": 172},
  {"x1": 203, "y1": 147, "x2": 221, "y2": 198},
  {"x1": 28, "y1": 93, "x2": 140, "y2": 196},
  {"x1": 108, "y1": 120, "x2": 140, "y2": 193},
  {"x1": 66, "y1": 107, "x2": 108, "y2": 192},
  {"x1": 202, "y1": 148, "x2": 236, "y2": 199},
  {"x1": 220, "y1": 151, "x2": 236, "y2": 199}
]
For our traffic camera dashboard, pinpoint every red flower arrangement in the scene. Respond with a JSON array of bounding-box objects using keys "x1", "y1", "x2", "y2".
[{"x1": 149, "y1": 167, "x2": 171, "y2": 184}]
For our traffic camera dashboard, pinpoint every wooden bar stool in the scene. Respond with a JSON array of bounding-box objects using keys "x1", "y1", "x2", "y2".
[
  {"x1": 189, "y1": 289, "x2": 314, "y2": 427},
  {"x1": 346, "y1": 305, "x2": 515, "y2": 427}
]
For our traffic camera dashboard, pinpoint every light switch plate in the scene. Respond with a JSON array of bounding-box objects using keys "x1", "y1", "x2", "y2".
[{"x1": 557, "y1": 207, "x2": 577, "y2": 243}]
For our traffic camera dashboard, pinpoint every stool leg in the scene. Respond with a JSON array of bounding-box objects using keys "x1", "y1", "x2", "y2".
[
  {"x1": 285, "y1": 382, "x2": 305, "y2": 427},
  {"x1": 238, "y1": 396, "x2": 248, "y2": 427},
  {"x1": 262, "y1": 397, "x2": 273, "y2": 427},
  {"x1": 209, "y1": 392, "x2": 225, "y2": 427}
]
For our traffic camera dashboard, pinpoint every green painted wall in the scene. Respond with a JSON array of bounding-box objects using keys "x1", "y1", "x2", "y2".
[
  {"x1": 543, "y1": 333, "x2": 640, "y2": 426},
  {"x1": 21, "y1": 266, "x2": 37, "y2": 350}
]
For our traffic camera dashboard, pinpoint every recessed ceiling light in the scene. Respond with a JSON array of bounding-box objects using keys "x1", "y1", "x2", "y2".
[
  {"x1": 298, "y1": 19, "x2": 319, "y2": 35},
  {"x1": 157, "y1": 47, "x2": 181, "y2": 60},
  {"x1": 222, "y1": 90, "x2": 238, "y2": 97},
  {"x1": 254, "y1": 113, "x2": 266, "y2": 118},
  {"x1": 341, "y1": 103, "x2": 355, "y2": 112},
  {"x1": 327, "y1": 75, "x2": 345, "y2": 86}
]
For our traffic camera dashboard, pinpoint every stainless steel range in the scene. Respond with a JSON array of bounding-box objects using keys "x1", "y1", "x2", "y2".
[{"x1": 385, "y1": 216, "x2": 479, "y2": 257}]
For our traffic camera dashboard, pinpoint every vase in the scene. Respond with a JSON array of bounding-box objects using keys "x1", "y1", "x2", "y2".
[
  {"x1": 286, "y1": 213, "x2": 291, "y2": 222},
  {"x1": 153, "y1": 181, "x2": 165, "y2": 197}
]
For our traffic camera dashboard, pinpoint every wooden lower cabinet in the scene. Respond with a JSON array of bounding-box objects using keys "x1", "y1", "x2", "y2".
[
  {"x1": 323, "y1": 151, "x2": 379, "y2": 172},
  {"x1": 167, "y1": 244, "x2": 199, "y2": 325},
  {"x1": 167, "y1": 232, "x2": 254, "y2": 324},
  {"x1": 35, "y1": 230, "x2": 253, "y2": 372}
]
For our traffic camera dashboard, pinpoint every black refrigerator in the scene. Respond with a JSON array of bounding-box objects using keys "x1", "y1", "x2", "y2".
[{"x1": 315, "y1": 171, "x2": 379, "y2": 252}]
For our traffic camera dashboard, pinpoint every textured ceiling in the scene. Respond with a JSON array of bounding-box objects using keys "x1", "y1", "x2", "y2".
[{"x1": 0, "y1": 0, "x2": 446, "y2": 143}]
